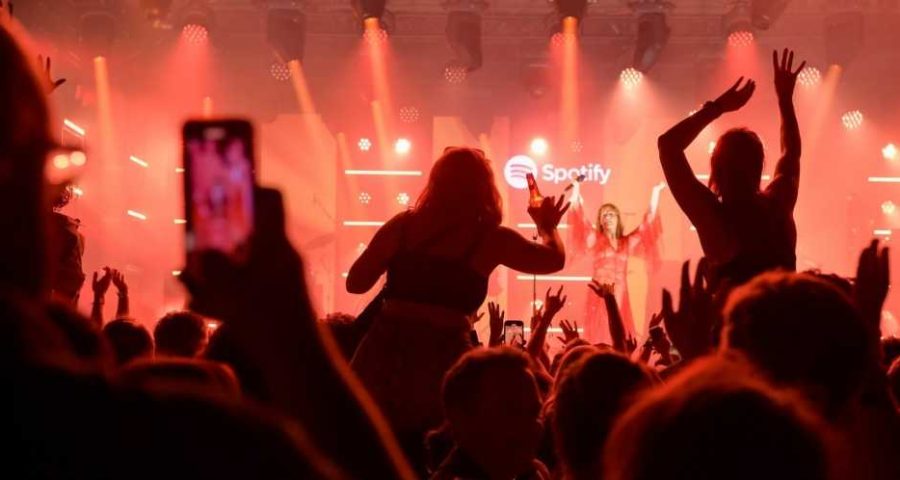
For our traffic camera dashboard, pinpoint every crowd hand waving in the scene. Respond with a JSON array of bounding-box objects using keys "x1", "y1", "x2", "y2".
[
  {"x1": 111, "y1": 269, "x2": 128, "y2": 295},
  {"x1": 487, "y1": 301, "x2": 505, "y2": 347},
  {"x1": 38, "y1": 55, "x2": 66, "y2": 93},
  {"x1": 773, "y1": 48, "x2": 805, "y2": 102},
  {"x1": 92, "y1": 267, "x2": 113, "y2": 297},
  {"x1": 712, "y1": 77, "x2": 755, "y2": 113},
  {"x1": 854, "y1": 240, "x2": 890, "y2": 335},
  {"x1": 543, "y1": 285, "x2": 567, "y2": 321},
  {"x1": 661, "y1": 259, "x2": 715, "y2": 362},
  {"x1": 588, "y1": 280, "x2": 614, "y2": 301},
  {"x1": 558, "y1": 319, "x2": 580, "y2": 346},
  {"x1": 527, "y1": 195, "x2": 570, "y2": 234}
]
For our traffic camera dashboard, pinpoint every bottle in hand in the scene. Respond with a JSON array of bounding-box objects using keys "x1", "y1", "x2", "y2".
[{"x1": 526, "y1": 172, "x2": 543, "y2": 208}]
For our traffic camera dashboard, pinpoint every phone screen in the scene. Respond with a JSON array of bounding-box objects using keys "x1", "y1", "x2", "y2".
[
  {"x1": 503, "y1": 321, "x2": 525, "y2": 347},
  {"x1": 183, "y1": 120, "x2": 255, "y2": 259}
]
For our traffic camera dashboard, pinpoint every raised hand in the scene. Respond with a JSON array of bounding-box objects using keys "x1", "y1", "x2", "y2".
[
  {"x1": 38, "y1": 55, "x2": 66, "y2": 93},
  {"x1": 772, "y1": 48, "x2": 805, "y2": 102},
  {"x1": 92, "y1": 267, "x2": 113, "y2": 296},
  {"x1": 559, "y1": 319, "x2": 580, "y2": 344},
  {"x1": 660, "y1": 259, "x2": 716, "y2": 361},
  {"x1": 713, "y1": 77, "x2": 756, "y2": 113},
  {"x1": 543, "y1": 285, "x2": 567, "y2": 320},
  {"x1": 854, "y1": 239, "x2": 890, "y2": 333},
  {"x1": 488, "y1": 301, "x2": 505, "y2": 347},
  {"x1": 588, "y1": 280, "x2": 615, "y2": 300},
  {"x1": 527, "y1": 195, "x2": 570, "y2": 233},
  {"x1": 111, "y1": 269, "x2": 128, "y2": 295}
]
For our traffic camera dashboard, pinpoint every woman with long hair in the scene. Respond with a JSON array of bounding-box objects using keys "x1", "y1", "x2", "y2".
[
  {"x1": 657, "y1": 49, "x2": 806, "y2": 289},
  {"x1": 347, "y1": 147, "x2": 568, "y2": 453},
  {"x1": 567, "y1": 181, "x2": 666, "y2": 344}
]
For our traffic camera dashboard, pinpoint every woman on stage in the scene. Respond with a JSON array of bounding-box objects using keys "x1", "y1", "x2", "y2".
[{"x1": 568, "y1": 181, "x2": 666, "y2": 345}]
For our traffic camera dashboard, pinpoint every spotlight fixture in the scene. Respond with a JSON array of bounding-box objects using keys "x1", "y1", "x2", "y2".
[
  {"x1": 797, "y1": 66, "x2": 821, "y2": 87},
  {"x1": 352, "y1": 0, "x2": 386, "y2": 21},
  {"x1": 530, "y1": 138, "x2": 549, "y2": 157},
  {"x1": 444, "y1": 0, "x2": 488, "y2": 73},
  {"x1": 444, "y1": 64, "x2": 468, "y2": 84},
  {"x1": 629, "y1": 1, "x2": 673, "y2": 73},
  {"x1": 358, "y1": 138, "x2": 373, "y2": 151},
  {"x1": 620, "y1": 67, "x2": 643, "y2": 89},
  {"x1": 399, "y1": 106, "x2": 420, "y2": 123},
  {"x1": 267, "y1": 5, "x2": 306, "y2": 62},
  {"x1": 394, "y1": 138, "x2": 412, "y2": 156},
  {"x1": 841, "y1": 110, "x2": 864, "y2": 130},
  {"x1": 553, "y1": 0, "x2": 588, "y2": 21},
  {"x1": 78, "y1": 9, "x2": 117, "y2": 55},
  {"x1": 750, "y1": 0, "x2": 791, "y2": 30},
  {"x1": 270, "y1": 61, "x2": 291, "y2": 81},
  {"x1": 882, "y1": 144, "x2": 897, "y2": 161},
  {"x1": 139, "y1": 0, "x2": 174, "y2": 26},
  {"x1": 825, "y1": 4, "x2": 864, "y2": 67},
  {"x1": 882, "y1": 201, "x2": 896, "y2": 216},
  {"x1": 723, "y1": 0, "x2": 754, "y2": 46},
  {"x1": 178, "y1": 1, "x2": 215, "y2": 44}
]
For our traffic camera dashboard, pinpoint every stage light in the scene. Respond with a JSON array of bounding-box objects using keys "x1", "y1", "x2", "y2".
[
  {"x1": 70, "y1": 186, "x2": 84, "y2": 198},
  {"x1": 724, "y1": 0, "x2": 754, "y2": 46},
  {"x1": 363, "y1": 23, "x2": 389, "y2": 44},
  {"x1": 751, "y1": 0, "x2": 790, "y2": 30},
  {"x1": 70, "y1": 151, "x2": 87, "y2": 166},
  {"x1": 444, "y1": 64, "x2": 468, "y2": 84},
  {"x1": 52, "y1": 154, "x2": 70, "y2": 170},
  {"x1": 78, "y1": 10, "x2": 117, "y2": 55},
  {"x1": 267, "y1": 6, "x2": 306, "y2": 62},
  {"x1": 127, "y1": 210, "x2": 147, "y2": 221},
  {"x1": 570, "y1": 140, "x2": 583, "y2": 153},
  {"x1": 397, "y1": 192, "x2": 410, "y2": 206},
  {"x1": 620, "y1": 67, "x2": 643, "y2": 89},
  {"x1": 353, "y1": 0, "x2": 386, "y2": 21},
  {"x1": 399, "y1": 106, "x2": 420, "y2": 123},
  {"x1": 883, "y1": 143, "x2": 898, "y2": 161},
  {"x1": 181, "y1": 23, "x2": 208, "y2": 45},
  {"x1": 270, "y1": 62, "x2": 291, "y2": 81},
  {"x1": 394, "y1": 138, "x2": 412, "y2": 156},
  {"x1": 530, "y1": 137, "x2": 549, "y2": 157},
  {"x1": 129, "y1": 155, "x2": 149, "y2": 168},
  {"x1": 797, "y1": 66, "x2": 821, "y2": 87},
  {"x1": 882, "y1": 201, "x2": 896, "y2": 216},
  {"x1": 63, "y1": 119, "x2": 86, "y2": 137},
  {"x1": 445, "y1": 1, "x2": 487, "y2": 73},
  {"x1": 841, "y1": 110, "x2": 863, "y2": 130},
  {"x1": 554, "y1": 0, "x2": 588, "y2": 21},
  {"x1": 825, "y1": 7, "x2": 863, "y2": 67},
  {"x1": 139, "y1": 0, "x2": 173, "y2": 26},
  {"x1": 358, "y1": 138, "x2": 373, "y2": 151},
  {"x1": 358, "y1": 192, "x2": 372, "y2": 205},
  {"x1": 630, "y1": 1, "x2": 673, "y2": 73}
]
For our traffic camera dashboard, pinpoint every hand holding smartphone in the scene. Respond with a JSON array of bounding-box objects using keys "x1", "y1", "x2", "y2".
[
  {"x1": 503, "y1": 320, "x2": 526, "y2": 348},
  {"x1": 182, "y1": 119, "x2": 255, "y2": 273}
]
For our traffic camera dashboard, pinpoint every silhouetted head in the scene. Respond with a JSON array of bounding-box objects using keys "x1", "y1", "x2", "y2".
[
  {"x1": 709, "y1": 128, "x2": 764, "y2": 200},
  {"x1": 415, "y1": 147, "x2": 502, "y2": 228},
  {"x1": 103, "y1": 319, "x2": 153, "y2": 366},
  {"x1": 721, "y1": 271, "x2": 876, "y2": 417},
  {"x1": 442, "y1": 347, "x2": 543, "y2": 479},
  {"x1": 0, "y1": 23, "x2": 53, "y2": 297},
  {"x1": 604, "y1": 357, "x2": 831, "y2": 480},
  {"x1": 596, "y1": 204, "x2": 624, "y2": 239},
  {"x1": 154, "y1": 311, "x2": 208, "y2": 358},
  {"x1": 554, "y1": 351, "x2": 656, "y2": 480}
]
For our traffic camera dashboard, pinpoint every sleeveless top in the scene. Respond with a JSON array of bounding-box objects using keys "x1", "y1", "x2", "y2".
[{"x1": 383, "y1": 214, "x2": 489, "y2": 315}]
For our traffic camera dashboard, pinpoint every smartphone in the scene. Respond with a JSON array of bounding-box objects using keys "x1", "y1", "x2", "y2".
[
  {"x1": 503, "y1": 320, "x2": 526, "y2": 347},
  {"x1": 525, "y1": 172, "x2": 543, "y2": 208},
  {"x1": 182, "y1": 119, "x2": 255, "y2": 262}
]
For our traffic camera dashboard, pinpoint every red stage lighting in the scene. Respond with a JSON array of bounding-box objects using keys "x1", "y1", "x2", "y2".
[
  {"x1": 358, "y1": 138, "x2": 373, "y2": 151},
  {"x1": 397, "y1": 192, "x2": 410, "y2": 206},
  {"x1": 728, "y1": 30, "x2": 754, "y2": 47},
  {"x1": 797, "y1": 66, "x2": 821, "y2": 87},
  {"x1": 399, "y1": 106, "x2": 420, "y2": 123},
  {"x1": 182, "y1": 23, "x2": 209, "y2": 45},
  {"x1": 883, "y1": 143, "x2": 897, "y2": 161},
  {"x1": 444, "y1": 64, "x2": 467, "y2": 84},
  {"x1": 530, "y1": 137, "x2": 549, "y2": 157},
  {"x1": 270, "y1": 62, "x2": 291, "y2": 81},
  {"x1": 841, "y1": 110, "x2": 863, "y2": 130},
  {"x1": 882, "y1": 201, "x2": 896, "y2": 216},
  {"x1": 394, "y1": 138, "x2": 412, "y2": 156},
  {"x1": 620, "y1": 67, "x2": 643, "y2": 89},
  {"x1": 358, "y1": 192, "x2": 372, "y2": 205}
]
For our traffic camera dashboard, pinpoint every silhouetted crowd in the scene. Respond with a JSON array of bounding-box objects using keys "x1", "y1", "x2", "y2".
[{"x1": 4, "y1": 17, "x2": 898, "y2": 480}]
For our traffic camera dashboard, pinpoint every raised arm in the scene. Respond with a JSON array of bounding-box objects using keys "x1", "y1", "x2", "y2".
[
  {"x1": 657, "y1": 78, "x2": 755, "y2": 225},
  {"x1": 89, "y1": 268, "x2": 112, "y2": 327},
  {"x1": 346, "y1": 212, "x2": 406, "y2": 294},
  {"x1": 494, "y1": 195, "x2": 568, "y2": 274},
  {"x1": 766, "y1": 49, "x2": 805, "y2": 209}
]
